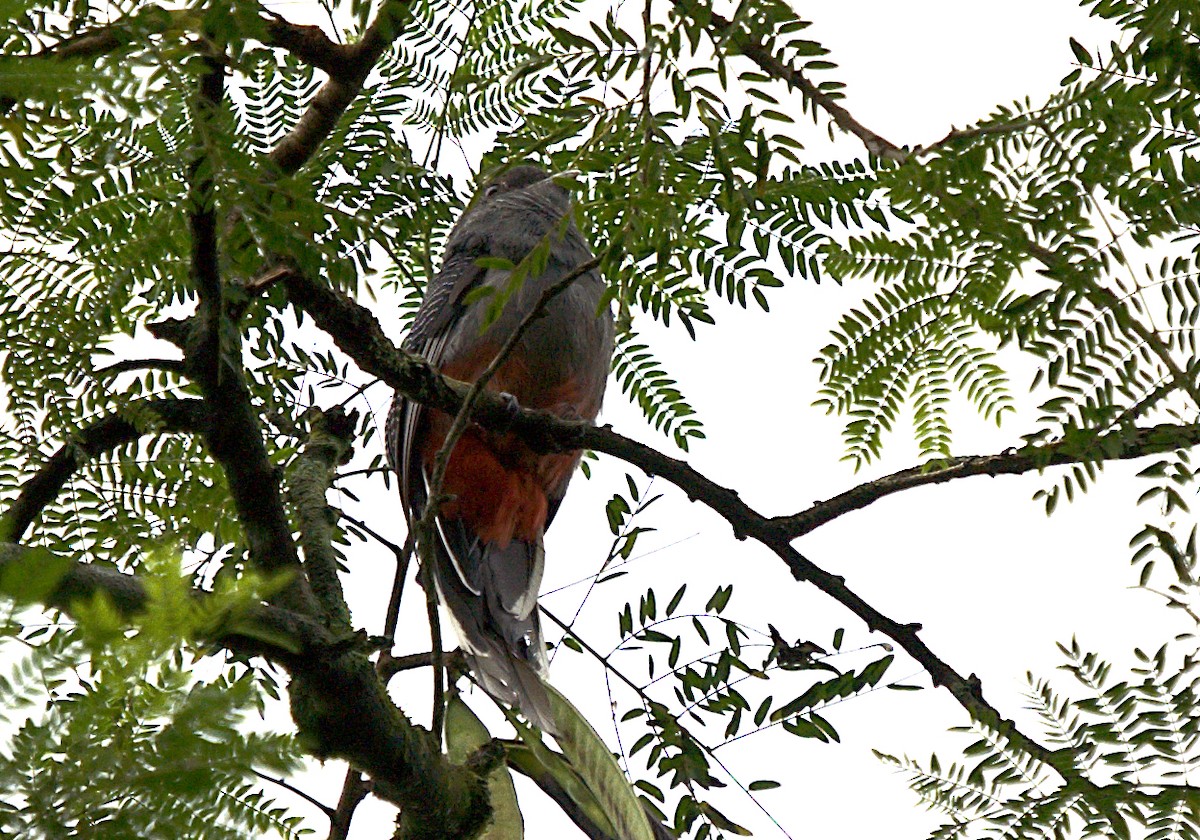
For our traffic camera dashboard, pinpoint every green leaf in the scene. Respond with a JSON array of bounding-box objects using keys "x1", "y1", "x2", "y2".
[
  {"x1": 445, "y1": 696, "x2": 524, "y2": 840},
  {"x1": 1068, "y1": 37, "x2": 1092, "y2": 65},
  {"x1": 508, "y1": 724, "x2": 616, "y2": 838},
  {"x1": 0, "y1": 547, "x2": 72, "y2": 605},
  {"x1": 545, "y1": 684, "x2": 656, "y2": 840},
  {"x1": 665, "y1": 584, "x2": 686, "y2": 616}
]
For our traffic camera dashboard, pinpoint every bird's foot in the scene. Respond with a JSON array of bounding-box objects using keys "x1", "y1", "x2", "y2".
[
  {"x1": 492, "y1": 391, "x2": 522, "y2": 431},
  {"x1": 547, "y1": 401, "x2": 585, "y2": 423}
]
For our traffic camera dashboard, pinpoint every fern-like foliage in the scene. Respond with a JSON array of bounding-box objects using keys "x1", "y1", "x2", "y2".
[
  {"x1": 0, "y1": 555, "x2": 304, "y2": 839},
  {"x1": 816, "y1": 0, "x2": 1200, "y2": 468},
  {"x1": 881, "y1": 634, "x2": 1200, "y2": 840}
]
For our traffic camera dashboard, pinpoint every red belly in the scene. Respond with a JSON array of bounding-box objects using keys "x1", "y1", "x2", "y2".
[{"x1": 422, "y1": 344, "x2": 596, "y2": 545}]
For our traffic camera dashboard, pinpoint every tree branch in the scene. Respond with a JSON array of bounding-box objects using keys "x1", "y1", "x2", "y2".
[
  {"x1": 326, "y1": 767, "x2": 371, "y2": 840},
  {"x1": 1, "y1": 398, "x2": 209, "y2": 543},
  {"x1": 670, "y1": 0, "x2": 907, "y2": 161},
  {"x1": 93, "y1": 358, "x2": 187, "y2": 377},
  {"x1": 912, "y1": 119, "x2": 1038, "y2": 158},
  {"x1": 776, "y1": 422, "x2": 1200, "y2": 537},
  {"x1": 259, "y1": 7, "x2": 351, "y2": 77},
  {"x1": 161, "y1": 53, "x2": 315, "y2": 614},
  {"x1": 0, "y1": 5, "x2": 182, "y2": 67},
  {"x1": 0, "y1": 542, "x2": 329, "y2": 665},
  {"x1": 268, "y1": 2, "x2": 416, "y2": 175},
  {"x1": 0, "y1": 4, "x2": 366, "y2": 116},
  {"x1": 288, "y1": 407, "x2": 358, "y2": 631},
  {"x1": 254, "y1": 769, "x2": 336, "y2": 820},
  {"x1": 377, "y1": 649, "x2": 466, "y2": 682},
  {"x1": 280, "y1": 269, "x2": 1196, "y2": 797}
]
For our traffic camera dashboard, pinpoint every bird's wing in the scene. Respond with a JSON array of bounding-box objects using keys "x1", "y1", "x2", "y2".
[{"x1": 388, "y1": 247, "x2": 490, "y2": 521}]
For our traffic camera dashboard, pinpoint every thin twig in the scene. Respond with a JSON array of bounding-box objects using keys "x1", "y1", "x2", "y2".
[
  {"x1": 423, "y1": 558, "x2": 447, "y2": 742},
  {"x1": 94, "y1": 358, "x2": 186, "y2": 376},
  {"x1": 333, "y1": 465, "x2": 392, "y2": 482},
  {"x1": 670, "y1": 0, "x2": 906, "y2": 161},
  {"x1": 423, "y1": 3, "x2": 479, "y2": 169},
  {"x1": 338, "y1": 512, "x2": 414, "y2": 644},
  {"x1": 253, "y1": 769, "x2": 335, "y2": 820},
  {"x1": 542, "y1": 607, "x2": 790, "y2": 838},
  {"x1": 325, "y1": 767, "x2": 370, "y2": 840},
  {"x1": 383, "y1": 532, "x2": 416, "y2": 644}
]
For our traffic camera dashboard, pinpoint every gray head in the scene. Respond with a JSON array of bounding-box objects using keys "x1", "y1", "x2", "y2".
[
  {"x1": 470, "y1": 165, "x2": 580, "y2": 219},
  {"x1": 449, "y1": 164, "x2": 580, "y2": 256},
  {"x1": 479, "y1": 164, "x2": 553, "y2": 200}
]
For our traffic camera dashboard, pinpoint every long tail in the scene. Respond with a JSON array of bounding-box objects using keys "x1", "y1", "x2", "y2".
[{"x1": 431, "y1": 516, "x2": 557, "y2": 734}]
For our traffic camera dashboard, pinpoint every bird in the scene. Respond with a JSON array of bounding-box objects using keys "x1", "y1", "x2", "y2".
[{"x1": 386, "y1": 164, "x2": 614, "y2": 732}]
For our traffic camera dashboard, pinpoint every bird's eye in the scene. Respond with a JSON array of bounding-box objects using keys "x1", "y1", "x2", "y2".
[{"x1": 485, "y1": 185, "x2": 501, "y2": 198}]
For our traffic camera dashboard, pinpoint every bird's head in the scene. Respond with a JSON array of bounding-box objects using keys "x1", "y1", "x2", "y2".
[
  {"x1": 480, "y1": 164, "x2": 551, "y2": 199},
  {"x1": 474, "y1": 164, "x2": 581, "y2": 208}
]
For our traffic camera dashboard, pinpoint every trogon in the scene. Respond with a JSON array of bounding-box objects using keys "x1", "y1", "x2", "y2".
[{"x1": 386, "y1": 164, "x2": 614, "y2": 731}]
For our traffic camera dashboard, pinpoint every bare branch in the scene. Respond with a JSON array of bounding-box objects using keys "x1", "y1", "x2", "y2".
[
  {"x1": 326, "y1": 768, "x2": 370, "y2": 840},
  {"x1": 259, "y1": 8, "x2": 350, "y2": 77},
  {"x1": 94, "y1": 358, "x2": 187, "y2": 377},
  {"x1": 268, "y1": 3, "x2": 416, "y2": 175},
  {"x1": 377, "y1": 649, "x2": 466, "y2": 682},
  {"x1": 253, "y1": 769, "x2": 336, "y2": 820}
]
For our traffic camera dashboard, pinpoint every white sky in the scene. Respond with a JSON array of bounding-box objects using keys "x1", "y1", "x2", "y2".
[{"x1": 274, "y1": 3, "x2": 1182, "y2": 839}]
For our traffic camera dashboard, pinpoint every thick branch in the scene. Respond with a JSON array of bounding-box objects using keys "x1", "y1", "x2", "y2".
[
  {"x1": 260, "y1": 8, "x2": 351, "y2": 77},
  {"x1": 288, "y1": 407, "x2": 358, "y2": 631},
  {"x1": 164, "y1": 56, "x2": 314, "y2": 613},
  {"x1": 287, "y1": 641, "x2": 489, "y2": 840},
  {"x1": 268, "y1": 3, "x2": 415, "y2": 175}
]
